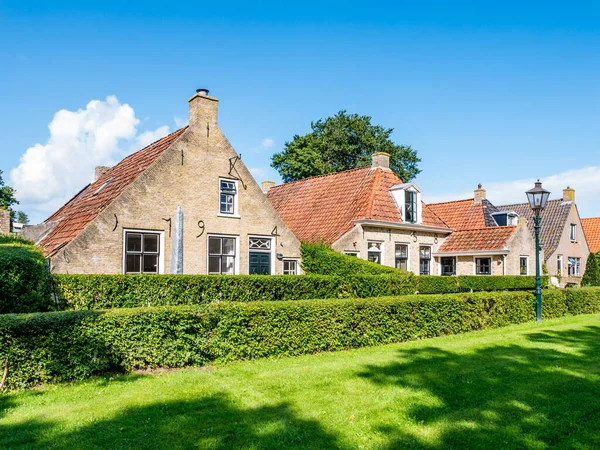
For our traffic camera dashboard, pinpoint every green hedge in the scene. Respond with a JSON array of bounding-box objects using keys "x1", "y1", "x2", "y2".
[
  {"x1": 3, "y1": 288, "x2": 599, "y2": 389},
  {"x1": 53, "y1": 273, "x2": 416, "y2": 310},
  {"x1": 300, "y1": 242, "x2": 403, "y2": 276},
  {"x1": 0, "y1": 235, "x2": 53, "y2": 314},
  {"x1": 53, "y1": 273, "x2": 548, "y2": 310}
]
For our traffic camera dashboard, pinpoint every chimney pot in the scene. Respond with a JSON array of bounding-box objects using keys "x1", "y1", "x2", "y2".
[
  {"x1": 94, "y1": 166, "x2": 111, "y2": 181},
  {"x1": 474, "y1": 183, "x2": 486, "y2": 204},
  {"x1": 371, "y1": 152, "x2": 390, "y2": 169},
  {"x1": 261, "y1": 180, "x2": 276, "y2": 193},
  {"x1": 196, "y1": 88, "x2": 210, "y2": 96}
]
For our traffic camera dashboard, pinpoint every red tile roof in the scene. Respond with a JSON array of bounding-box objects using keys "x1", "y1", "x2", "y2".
[
  {"x1": 40, "y1": 127, "x2": 187, "y2": 257},
  {"x1": 428, "y1": 198, "x2": 498, "y2": 231},
  {"x1": 266, "y1": 167, "x2": 449, "y2": 244},
  {"x1": 582, "y1": 217, "x2": 600, "y2": 254},
  {"x1": 438, "y1": 226, "x2": 516, "y2": 253}
]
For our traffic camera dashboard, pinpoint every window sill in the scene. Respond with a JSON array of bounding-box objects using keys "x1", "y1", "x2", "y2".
[{"x1": 217, "y1": 213, "x2": 241, "y2": 219}]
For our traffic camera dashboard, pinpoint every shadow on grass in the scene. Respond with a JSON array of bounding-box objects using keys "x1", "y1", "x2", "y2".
[
  {"x1": 0, "y1": 392, "x2": 343, "y2": 449},
  {"x1": 358, "y1": 325, "x2": 600, "y2": 449}
]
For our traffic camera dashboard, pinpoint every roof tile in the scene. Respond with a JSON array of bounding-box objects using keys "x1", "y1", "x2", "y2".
[
  {"x1": 438, "y1": 226, "x2": 516, "y2": 253},
  {"x1": 582, "y1": 217, "x2": 600, "y2": 253}
]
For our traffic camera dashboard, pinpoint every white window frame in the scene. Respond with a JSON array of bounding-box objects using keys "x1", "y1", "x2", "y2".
[
  {"x1": 419, "y1": 245, "x2": 432, "y2": 275},
  {"x1": 207, "y1": 234, "x2": 240, "y2": 275},
  {"x1": 519, "y1": 256, "x2": 529, "y2": 276},
  {"x1": 283, "y1": 258, "x2": 300, "y2": 275},
  {"x1": 122, "y1": 229, "x2": 165, "y2": 274},
  {"x1": 367, "y1": 241, "x2": 383, "y2": 265},
  {"x1": 248, "y1": 235, "x2": 275, "y2": 275},
  {"x1": 394, "y1": 242, "x2": 410, "y2": 271},
  {"x1": 570, "y1": 223, "x2": 577, "y2": 241},
  {"x1": 557, "y1": 254, "x2": 563, "y2": 274},
  {"x1": 217, "y1": 178, "x2": 240, "y2": 218},
  {"x1": 568, "y1": 256, "x2": 581, "y2": 277},
  {"x1": 344, "y1": 251, "x2": 360, "y2": 257}
]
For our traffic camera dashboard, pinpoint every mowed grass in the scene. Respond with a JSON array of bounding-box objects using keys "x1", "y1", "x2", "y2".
[{"x1": 2, "y1": 315, "x2": 600, "y2": 449}]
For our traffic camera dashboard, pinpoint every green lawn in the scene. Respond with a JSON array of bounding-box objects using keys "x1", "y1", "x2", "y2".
[{"x1": 2, "y1": 315, "x2": 600, "y2": 449}]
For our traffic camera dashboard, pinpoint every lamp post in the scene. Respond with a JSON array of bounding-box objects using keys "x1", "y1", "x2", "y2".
[{"x1": 526, "y1": 180, "x2": 551, "y2": 322}]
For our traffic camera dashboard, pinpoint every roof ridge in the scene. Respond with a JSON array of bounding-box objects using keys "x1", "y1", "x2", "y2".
[
  {"x1": 269, "y1": 166, "x2": 377, "y2": 190},
  {"x1": 427, "y1": 197, "x2": 475, "y2": 206}
]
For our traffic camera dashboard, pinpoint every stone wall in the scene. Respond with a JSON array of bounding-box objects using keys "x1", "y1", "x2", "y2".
[{"x1": 0, "y1": 208, "x2": 10, "y2": 234}]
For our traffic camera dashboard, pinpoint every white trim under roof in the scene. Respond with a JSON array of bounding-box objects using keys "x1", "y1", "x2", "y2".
[
  {"x1": 389, "y1": 182, "x2": 422, "y2": 192},
  {"x1": 355, "y1": 219, "x2": 452, "y2": 234},
  {"x1": 433, "y1": 249, "x2": 509, "y2": 257}
]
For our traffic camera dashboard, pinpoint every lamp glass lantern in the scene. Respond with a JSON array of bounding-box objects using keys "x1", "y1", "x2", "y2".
[{"x1": 526, "y1": 180, "x2": 551, "y2": 213}]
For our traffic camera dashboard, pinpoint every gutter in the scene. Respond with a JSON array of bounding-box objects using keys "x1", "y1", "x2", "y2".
[
  {"x1": 433, "y1": 249, "x2": 509, "y2": 257},
  {"x1": 354, "y1": 219, "x2": 453, "y2": 234}
]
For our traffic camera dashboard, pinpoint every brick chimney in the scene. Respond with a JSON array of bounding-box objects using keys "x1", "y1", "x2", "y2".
[
  {"x1": 189, "y1": 88, "x2": 218, "y2": 133},
  {"x1": 371, "y1": 152, "x2": 390, "y2": 169},
  {"x1": 563, "y1": 186, "x2": 575, "y2": 202},
  {"x1": 0, "y1": 208, "x2": 11, "y2": 234},
  {"x1": 95, "y1": 166, "x2": 111, "y2": 181},
  {"x1": 261, "y1": 180, "x2": 275, "y2": 193},
  {"x1": 474, "y1": 184, "x2": 486, "y2": 204}
]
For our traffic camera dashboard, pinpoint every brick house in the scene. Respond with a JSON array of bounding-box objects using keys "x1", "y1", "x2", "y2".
[
  {"x1": 499, "y1": 187, "x2": 589, "y2": 285},
  {"x1": 28, "y1": 89, "x2": 302, "y2": 275},
  {"x1": 265, "y1": 157, "x2": 536, "y2": 276}
]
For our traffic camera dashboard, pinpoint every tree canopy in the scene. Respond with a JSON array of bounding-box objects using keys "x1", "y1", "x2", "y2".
[
  {"x1": 271, "y1": 110, "x2": 421, "y2": 183},
  {"x1": 0, "y1": 170, "x2": 18, "y2": 211}
]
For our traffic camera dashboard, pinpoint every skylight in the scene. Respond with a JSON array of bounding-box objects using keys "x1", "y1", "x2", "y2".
[{"x1": 93, "y1": 178, "x2": 113, "y2": 196}]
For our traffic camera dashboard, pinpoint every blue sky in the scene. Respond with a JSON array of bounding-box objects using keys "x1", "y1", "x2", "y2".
[{"x1": 1, "y1": 1, "x2": 599, "y2": 223}]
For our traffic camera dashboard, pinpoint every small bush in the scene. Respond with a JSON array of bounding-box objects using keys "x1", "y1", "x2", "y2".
[
  {"x1": 0, "y1": 234, "x2": 53, "y2": 314},
  {"x1": 582, "y1": 253, "x2": 600, "y2": 286},
  {"x1": 4, "y1": 287, "x2": 599, "y2": 389}
]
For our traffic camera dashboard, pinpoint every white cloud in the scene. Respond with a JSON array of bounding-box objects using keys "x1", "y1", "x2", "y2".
[
  {"x1": 10, "y1": 96, "x2": 169, "y2": 222},
  {"x1": 174, "y1": 116, "x2": 188, "y2": 128},
  {"x1": 260, "y1": 138, "x2": 275, "y2": 149},
  {"x1": 249, "y1": 167, "x2": 267, "y2": 177},
  {"x1": 423, "y1": 166, "x2": 600, "y2": 217},
  {"x1": 134, "y1": 125, "x2": 170, "y2": 148}
]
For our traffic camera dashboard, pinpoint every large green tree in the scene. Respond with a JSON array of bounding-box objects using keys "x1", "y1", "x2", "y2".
[
  {"x1": 582, "y1": 252, "x2": 600, "y2": 286},
  {"x1": 271, "y1": 110, "x2": 421, "y2": 183},
  {"x1": 0, "y1": 169, "x2": 18, "y2": 210}
]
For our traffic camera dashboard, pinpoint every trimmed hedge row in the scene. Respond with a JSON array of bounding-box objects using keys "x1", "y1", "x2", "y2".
[
  {"x1": 53, "y1": 274, "x2": 416, "y2": 310},
  {"x1": 416, "y1": 275, "x2": 549, "y2": 294},
  {"x1": 2, "y1": 287, "x2": 597, "y2": 389},
  {"x1": 0, "y1": 235, "x2": 53, "y2": 314},
  {"x1": 53, "y1": 273, "x2": 551, "y2": 310}
]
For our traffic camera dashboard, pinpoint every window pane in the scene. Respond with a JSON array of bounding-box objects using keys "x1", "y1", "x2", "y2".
[
  {"x1": 249, "y1": 238, "x2": 271, "y2": 250},
  {"x1": 126, "y1": 254, "x2": 141, "y2": 273},
  {"x1": 126, "y1": 233, "x2": 142, "y2": 252},
  {"x1": 396, "y1": 259, "x2": 407, "y2": 270},
  {"x1": 223, "y1": 238, "x2": 236, "y2": 255},
  {"x1": 441, "y1": 257, "x2": 455, "y2": 276},
  {"x1": 220, "y1": 180, "x2": 236, "y2": 193},
  {"x1": 222, "y1": 256, "x2": 235, "y2": 274},
  {"x1": 420, "y1": 246, "x2": 430, "y2": 258},
  {"x1": 220, "y1": 194, "x2": 234, "y2": 213},
  {"x1": 143, "y1": 234, "x2": 159, "y2": 253},
  {"x1": 283, "y1": 260, "x2": 297, "y2": 275},
  {"x1": 208, "y1": 237, "x2": 221, "y2": 255},
  {"x1": 143, "y1": 254, "x2": 158, "y2": 273},
  {"x1": 208, "y1": 256, "x2": 221, "y2": 274},
  {"x1": 420, "y1": 259, "x2": 430, "y2": 275},
  {"x1": 368, "y1": 252, "x2": 381, "y2": 264},
  {"x1": 395, "y1": 244, "x2": 408, "y2": 258}
]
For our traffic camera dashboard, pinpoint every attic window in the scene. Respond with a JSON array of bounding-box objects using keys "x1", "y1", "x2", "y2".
[
  {"x1": 492, "y1": 211, "x2": 518, "y2": 226},
  {"x1": 93, "y1": 178, "x2": 113, "y2": 196}
]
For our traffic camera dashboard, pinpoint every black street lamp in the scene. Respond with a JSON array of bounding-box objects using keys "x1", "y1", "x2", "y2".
[{"x1": 526, "y1": 180, "x2": 551, "y2": 322}]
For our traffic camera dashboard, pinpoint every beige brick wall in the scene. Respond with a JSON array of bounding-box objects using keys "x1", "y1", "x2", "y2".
[
  {"x1": 50, "y1": 94, "x2": 301, "y2": 275},
  {"x1": 332, "y1": 224, "x2": 448, "y2": 275}
]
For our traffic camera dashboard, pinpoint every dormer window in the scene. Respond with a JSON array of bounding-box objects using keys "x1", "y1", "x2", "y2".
[
  {"x1": 389, "y1": 182, "x2": 422, "y2": 225},
  {"x1": 492, "y1": 211, "x2": 519, "y2": 226},
  {"x1": 405, "y1": 191, "x2": 417, "y2": 223}
]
